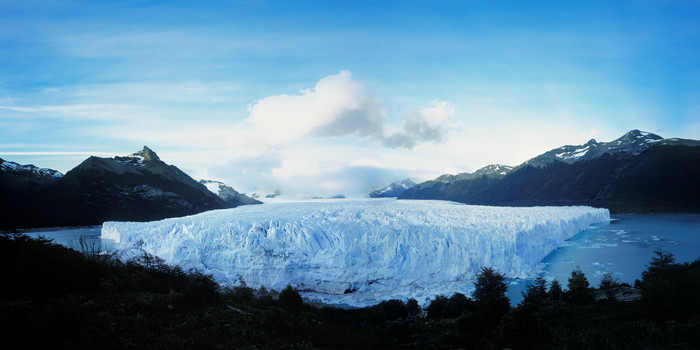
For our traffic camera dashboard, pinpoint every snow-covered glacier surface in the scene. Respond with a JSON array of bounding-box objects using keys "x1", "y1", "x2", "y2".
[{"x1": 102, "y1": 199, "x2": 609, "y2": 306}]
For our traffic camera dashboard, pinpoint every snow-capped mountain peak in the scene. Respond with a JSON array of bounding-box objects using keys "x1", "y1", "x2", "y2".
[
  {"x1": 604, "y1": 129, "x2": 662, "y2": 156},
  {"x1": 369, "y1": 178, "x2": 416, "y2": 198},
  {"x1": 0, "y1": 158, "x2": 64, "y2": 179},
  {"x1": 431, "y1": 164, "x2": 513, "y2": 184},
  {"x1": 473, "y1": 164, "x2": 514, "y2": 177},
  {"x1": 134, "y1": 146, "x2": 161, "y2": 161},
  {"x1": 618, "y1": 129, "x2": 662, "y2": 142},
  {"x1": 199, "y1": 179, "x2": 262, "y2": 206},
  {"x1": 525, "y1": 129, "x2": 665, "y2": 167},
  {"x1": 399, "y1": 129, "x2": 700, "y2": 212},
  {"x1": 114, "y1": 146, "x2": 160, "y2": 166},
  {"x1": 553, "y1": 142, "x2": 598, "y2": 161},
  {"x1": 200, "y1": 179, "x2": 225, "y2": 196},
  {"x1": 398, "y1": 178, "x2": 416, "y2": 187}
]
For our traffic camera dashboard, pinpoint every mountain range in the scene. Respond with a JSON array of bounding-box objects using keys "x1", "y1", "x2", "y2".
[
  {"x1": 399, "y1": 130, "x2": 700, "y2": 213},
  {"x1": 369, "y1": 178, "x2": 416, "y2": 198},
  {"x1": 0, "y1": 146, "x2": 259, "y2": 230},
  {"x1": 3, "y1": 129, "x2": 699, "y2": 229}
]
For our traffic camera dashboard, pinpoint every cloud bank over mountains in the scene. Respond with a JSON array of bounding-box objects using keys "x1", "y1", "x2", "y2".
[
  {"x1": 0, "y1": 68, "x2": 644, "y2": 199},
  {"x1": 205, "y1": 71, "x2": 457, "y2": 197}
]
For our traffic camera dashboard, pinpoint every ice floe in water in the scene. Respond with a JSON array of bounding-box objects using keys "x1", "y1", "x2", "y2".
[{"x1": 102, "y1": 199, "x2": 609, "y2": 306}]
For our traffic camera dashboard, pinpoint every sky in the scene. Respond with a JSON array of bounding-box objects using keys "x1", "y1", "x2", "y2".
[{"x1": 1, "y1": 0, "x2": 699, "y2": 197}]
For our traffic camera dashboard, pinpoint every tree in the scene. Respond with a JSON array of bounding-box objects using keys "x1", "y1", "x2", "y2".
[
  {"x1": 279, "y1": 284, "x2": 304, "y2": 312},
  {"x1": 426, "y1": 295, "x2": 448, "y2": 319},
  {"x1": 649, "y1": 249, "x2": 675, "y2": 269},
  {"x1": 548, "y1": 279, "x2": 563, "y2": 303},
  {"x1": 566, "y1": 267, "x2": 593, "y2": 304},
  {"x1": 473, "y1": 267, "x2": 510, "y2": 323},
  {"x1": 184, "y1": 272, "x2": 220, "y2": 305},
  {"x1": 521, "y1": 277, "x2": 548, "y2": 306},
  {"x1": 638, "y1": 250, "x2": 685, "y2": 322},
  {"x1": 639, "y1": 250, "x2": 676, "y2": 287},
  {"x1": 406, "y1": 298, "x2": 421, "y2": 316},
  {"x1": 598, "y1": 273, "x2": 621, "y2": 302},
  {"x1": 379, "y1": 299, "x2": 408, "y2": 320},
  {"x1": 443, "y1": 293, "x2": 474, "y2": 318}
]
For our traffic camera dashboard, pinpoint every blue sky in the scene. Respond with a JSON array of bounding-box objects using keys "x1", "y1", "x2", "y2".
[{"x1": 1, "y1": 0, "x2": 699, "y2": 196}]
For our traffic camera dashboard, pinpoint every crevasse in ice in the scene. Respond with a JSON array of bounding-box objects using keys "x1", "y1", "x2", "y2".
[{"x1": 102, "y1": 199, "x2": 609, "y2": 306}]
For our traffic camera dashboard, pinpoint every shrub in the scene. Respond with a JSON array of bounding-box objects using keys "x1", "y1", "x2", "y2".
[
  {"x1": 183, "y1": 273, "x2": 220, "y2": 305},
  {"x1": 279, "y1": 284, "x2": 304, "y2": 312},
  {"x1": 443, "y1": 293, "x2": 473, "y2": 318},
  {"x1": 227, "y1": 284, "x2": 255, "y2": 303},
  {"x1": 379, "y1": 299, "x2": 408, "y2": 320},
  {"x1": 406, "y1": 298, "x2": 421, "y2": 316},
  {"x1": 598, "y1": 273, "x2": 621, "y2": 302},
  {"x1": 427, "y1": 295, "x2": 448, "y2": 319},
  {"x1": 0, "y1": 233, "x2": 97, "y2": 300}
]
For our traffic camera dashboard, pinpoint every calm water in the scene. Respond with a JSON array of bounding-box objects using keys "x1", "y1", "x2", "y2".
[
  {"x1": 23, "y1": 226, "x2": 116, "y2": 252},
  {"x1": 17, "y1": 214, "x2": 700, "y2": 306},
  {"x1": 507, "y1": 213, "x2": 700, "y2": 304}
]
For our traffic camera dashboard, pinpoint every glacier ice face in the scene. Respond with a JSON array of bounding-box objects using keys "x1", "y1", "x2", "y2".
[{"x1": 102, "y1": 199, "x2": 609, "y2": 306}]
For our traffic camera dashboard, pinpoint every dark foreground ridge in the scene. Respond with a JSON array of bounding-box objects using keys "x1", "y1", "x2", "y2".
[
  {"x1": 400, "y1": 130, "x2": 700, "y2": 213},
  {"x1": 2, "y1": 233, "x2": 699, "y2": 349}
]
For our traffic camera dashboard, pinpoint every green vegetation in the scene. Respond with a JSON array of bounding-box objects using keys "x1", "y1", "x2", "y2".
[{"x1": 2, "y1": 234, "x2": 699, "y2": 349}]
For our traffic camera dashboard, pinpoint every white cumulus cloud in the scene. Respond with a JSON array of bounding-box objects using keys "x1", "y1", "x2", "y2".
[
  {"x1": 244, "y1": 71, "x2": 454, "y2": 149},
  {"x1": 245, "y1": 70, "x2": 387, "y2": 145}
]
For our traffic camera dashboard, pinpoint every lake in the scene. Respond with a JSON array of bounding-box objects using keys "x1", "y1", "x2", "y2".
[
  {"x1": 24, "y1": 226, "x2": 116, "y2": 252},
  {"x1": 507, "y1": 213, "x2": 700, "y2": 303}
]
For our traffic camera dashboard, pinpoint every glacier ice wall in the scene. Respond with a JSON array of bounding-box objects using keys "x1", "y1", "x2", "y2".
[{"x1": 102, "y1": 199, "x2": 609, "y2": 306}]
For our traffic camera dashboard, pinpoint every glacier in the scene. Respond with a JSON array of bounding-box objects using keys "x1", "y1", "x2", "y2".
[{"x1": 101, "y1": 199, "x2": 609, "y2": 306}]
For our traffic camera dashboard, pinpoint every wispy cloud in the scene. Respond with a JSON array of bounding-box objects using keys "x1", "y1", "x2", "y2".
[
  {"x1": 0, "y1": 151, "x2": 114, "y2": 156},
  {"x1": 383, "y1": 100, "x2": 454, "y2": 149},
  {"x1": 0, "y1": 104, "x2": 135, "y2": 119}
]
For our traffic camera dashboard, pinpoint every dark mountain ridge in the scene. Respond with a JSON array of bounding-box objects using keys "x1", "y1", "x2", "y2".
[
  {"x1": 0, "y1": 158, "x2": 63, "y2": 192},
  {"x1": 400, "y1": 130, "x2": 700, "y2": 213},
  {"x1": 1, "y1": 147, "x2": 258, "y2": 230}
]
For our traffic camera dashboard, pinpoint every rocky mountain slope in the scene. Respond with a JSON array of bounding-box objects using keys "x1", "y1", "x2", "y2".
[
  {"x1": 400, "y1": 130, "x2": 700, "y2": 213},
  {"x1": 369, "y1": 179, "x2": 416, "y2": 198},
  {"x1": 0, "y1": 158, "x2": 63, "y2": 192},
  {"x1": 200, "y1": 179, "x2": 262, "y2": 206},
  {"x1": 1, "y1": 147, "x2": 257, "y2": 229}
]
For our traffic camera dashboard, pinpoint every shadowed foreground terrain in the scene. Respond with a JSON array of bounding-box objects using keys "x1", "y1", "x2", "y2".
[{"x1": 1, "y1": 233, "x2": 699, "y2": 349}]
